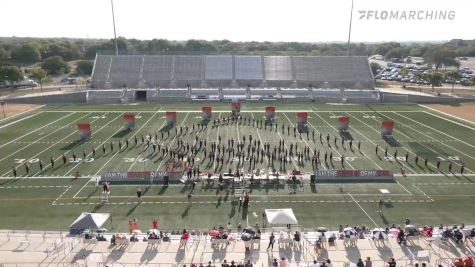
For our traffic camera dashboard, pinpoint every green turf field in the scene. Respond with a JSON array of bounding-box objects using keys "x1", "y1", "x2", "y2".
[{"x1": 1, "y1": 103, "x2": 474, "y2": 232}]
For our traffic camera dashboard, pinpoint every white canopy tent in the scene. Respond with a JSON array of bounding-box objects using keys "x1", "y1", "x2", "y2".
[
  {"x1": 69, "y1": 212, "x2": 110, "y2": 234},
  {"x1": 265, "y1": 209, "x2": 298, "y2": 225}
]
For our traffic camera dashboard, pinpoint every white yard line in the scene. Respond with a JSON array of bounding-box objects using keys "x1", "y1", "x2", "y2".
[
  {"x1": 361, "y1": 112, "x2": 441, "y2": 172},
  {"x1": 411, "y1": 185, "x2": 434, "y2": 202},
  {"x1": 303, "y1": 110, "x2": 356, "y2": 170},
  {"x1": 347, "y1": 193, "x2": 378, "y2": 227},
  {"x1": 126, "y1": 111, "x2": 164, "y2": 172},
  {"x1": 346, "y1": 113, "x2": 416, "y2": 174},
  {"x1": 374, "y1": 113, "x2": 474, "y2": 173},
  {"x1": 0, "y1": 112, "x2": 76, "y2": 149},
  {"x1": 395, "y1": 181, "x2": 413, "y2": 195},
  {"x1": 280, "y1": 112, "x2": 323, "y2": 170},
  {"x1": 0, "y1": 105, "x2": 45, "y2": 124},
  {"x1": 0, "y1": 112, "x2": 91, "y2": 165},
  {"x1": 387, "y1": 112, "x2": 475, "y2": 163},
  {"x1": 395, "y1": 111, "x2": 475, "y2": 151},
  {"x1": 72, "y1": 179, "x2": 91, "y2": 199},
  {"x1": 213, "y1": 112, "x2": 222, "y2": 170},
  {"x1": 43, "y1": 110, "x2": 423, "y2": 113},
  {"x1": 0, "y1": 111, "x2": 43, "y2": 129},
  {"x1": 250, "y1": 112, "x2": 270, "y2": 166},
  {"x1": 155, "y1": 112, "x2": 190, "y2": 172},
  {"x1": 46, "y1": 112, "x2": 125, "y2": 176},
  {"x1": 420, "y1": 105, "x2": 475, "y2": 129}
]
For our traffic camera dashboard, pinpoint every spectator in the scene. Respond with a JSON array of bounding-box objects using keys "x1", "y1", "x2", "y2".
[
  {"x1": 309, "y1": 260, "x2": 319, "y2": 267},
  {"x1": 230, "y1": 261, "x2": 236, "y2": 267},
  {"x1": 453, "y1": 258, "x2": 464, "y2": 267},
  {"x1": 244, "y1": 260, "x2": 253, "y2": 267},
  {"x1": 221, "y1": 260, "x2": 229, "y2": 267},
  {"x1": 279, "y1": 257, "x2": 287, "y2": 267},
  {"x1": 387, "y1": 258, "x2": 396, "y2": 267},
  {"x1": 206, "y1": 261, "x2": 213, "y2": 267},
  {"x1": 272, "y1": 259, "x2": 278, "y2": 267},
  {"x1": 356, "y1": 259, "x2": 364, "y2": 267},
  {"x1": 326, "y1": 259, "x2": 332, "y2": 267},
  {"x1": 464, "y1": 257, "x2": 474, "y2": 267},
  {"x1": 364, "y1": 257, "x2": 372, "y2": 267}
]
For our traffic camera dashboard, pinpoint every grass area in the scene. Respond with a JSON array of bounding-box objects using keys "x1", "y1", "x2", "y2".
[{"x1": 0, "y1": 103, "x2": 475, "y2": 232}]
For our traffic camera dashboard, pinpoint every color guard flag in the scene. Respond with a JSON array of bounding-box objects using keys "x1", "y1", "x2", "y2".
[
  {"x1": 296, "y1": 112, "x2": 308, "y2": 126},
  {"x1": 338, "y1": 116, "x2": 349, "y2": 132},
  {"x1": 123, "y1": 114, "x2": 135, "y2": 130},
  {"x1": 77, "y1": 123, "x2": 91, "y2": 140},
  {"x1": 165, "y1": 111, "x2": 177, "y2": 126},
  {"x1": 265, "y1": 106, "x2": 275, "y2": 122},
  {"x1": 381, "y1": 120, "x2": 395, "y2": 136},
  {"x1": 231, "y1": 101, "x2": 240, "y2": 116},
  {"x1": 202, "y1": 106, "x2": 212, "y2": 121}
]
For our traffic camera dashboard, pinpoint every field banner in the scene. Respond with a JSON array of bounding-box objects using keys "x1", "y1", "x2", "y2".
[
  {"x1": 202, "y1": 106, "x2": 212, "y2": 121},
  {"x1": 165, "y1": 111, "x2": 177, "y2": 126},
  {"x1": 123, "y1": 114, "x2": 135, "y2": 130},
  {"x1": 338, "y1": 116, "x2": 349, "y2": 132},
  {"x1": 231, "y1": 101, "x2": 241, "y2": 117},
  {"x1": 315, "y1": 170, "x2": 394, "y2": 183},
  {"x1": 77, "y1": 123, "x2": 91, "y2": 140},
  {"x1": 265, "y1": 106, "x2": 276, "y2": 123},
  {"x1": 101, "y1": 171, "x2": 183, "y2": 183},
  {"x1": 381, "y1": 120, "x2": 395, "y2": 136}
]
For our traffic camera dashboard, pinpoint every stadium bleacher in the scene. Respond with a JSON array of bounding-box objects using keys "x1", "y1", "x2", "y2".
[{"x1": 91, "y1": 55, "x2": 374, "y2": 90}]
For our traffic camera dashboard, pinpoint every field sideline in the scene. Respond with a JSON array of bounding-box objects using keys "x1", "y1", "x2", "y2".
[{"x1": 0, "y1": 103, "x2": 474, "y2": 231}]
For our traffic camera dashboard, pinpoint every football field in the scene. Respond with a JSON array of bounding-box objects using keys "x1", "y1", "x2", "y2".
[{"x1": 1, "y1": 103, "x2": 475, "y2": 232}]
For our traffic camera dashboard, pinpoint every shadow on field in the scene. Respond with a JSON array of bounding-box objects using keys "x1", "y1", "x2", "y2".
[
  {"x1": 113, "y1": 128, "x2": 131, "y2": 138},
  {"x1": 383, "y1": 137, "x2": 402, "y2": 147},
  {"x1": 339, "y1": 132, "x2": 354, "y2": 141},
  {"x1": 60, "y1": 140, "x2": 86, "y2": 150},
  {"x1": 160, "y1": 124, "x2": 174, "y2": 132}
]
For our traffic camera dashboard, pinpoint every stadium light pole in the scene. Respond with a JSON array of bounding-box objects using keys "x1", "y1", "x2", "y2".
[
  {"x1": 110, "y1": 0, "x2": 119, "y2": 56},
  {"x1": 347, "y1": 0, "x2": 354, "y2": 56}
]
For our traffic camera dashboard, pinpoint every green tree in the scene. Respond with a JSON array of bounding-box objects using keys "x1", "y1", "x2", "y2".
[
  {"x1": 471, "y1": 76, "x2": 475, "y2": 86},
  {"x1": 370, "y1": 62, "x2": 381, "y2": 76},
  {"x1": 11, "y1": 43, "x2": 41, "y2": 62},
  {"x1": 41, "y1": 56, "x2": 69, "y2": 75},
  {"x1": 29, "y1": 68, "x2": 48, "y2": 91},
  {"x1": 75, "y1": 60, "x2": 93, "y2": 76},
  {"x1": 399, "y1": 67, "x2": 408, "y2": 87},
  {"x1": 0, "y1": 64, "x2": 23, "y2": 88},
  {"x1": 445, "y1": 71, "x2": 461, "y2": 92},
  {"x1": 427, "y1": 72, "x2": 444, "y2": 91},
  {"x1": 0, "y1": 46, "x2": 6, "y2": 60},
  {"x1": 423, "y1": 45, "x2": 460, "y2": 71}
]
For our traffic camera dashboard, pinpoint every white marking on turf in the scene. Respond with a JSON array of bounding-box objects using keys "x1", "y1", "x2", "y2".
[
  {"x1": 0, "y1": 111, "x2": 44, "y2": 130},
  {"x1": 304, "y1": 110, "x2": 356, "y2": 170},
  {"x1": 361, "y1": 112, "x2": 440, "y2": 173},
  {"x1": 0, "y1": 112, "x2": 90, "y2": 165},
  {"x1": 411, "y1": 185, "x2": 434, "y2": 202},
  {"x1": 29, "y1": 112, "x2": 118, "y2": 177},
  {"x1": 387, "y1": 112, "x2": 475, "y2": 163},
  {"x1": 126, "y1": 110, "x2": 164, "y2": 172},
  {"x1": 396, "y1": 111, "x2": 475, "y2": 151},
  {"x1": 64, "y1": 112, "x2": 131, "y2": 176},
  {"x1": 155, "y1": 112, "x2": 190, "y2": 172},
  {"x1": 345, "y1": 112, "x2": 416, "y2": 174},
  {"x1": 250, "y1": 112, "x2": 270, "y2": 166},
  {"x1": 420, "y1": 105, "x2": 475, "y2": 129},
  {"x1": 347, "y1": 193, "x2": 378, "y2": 227},
  {"x1": 281, "y1": 112, "x2": 321, "y2": 169},
  {"x1": 0, "y1": 112, "x2": 76, "y2": 149}
]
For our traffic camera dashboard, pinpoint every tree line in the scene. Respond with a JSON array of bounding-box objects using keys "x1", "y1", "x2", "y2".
[{"x1": 1, "y1": 37, "x2": 474, "y2": 87}]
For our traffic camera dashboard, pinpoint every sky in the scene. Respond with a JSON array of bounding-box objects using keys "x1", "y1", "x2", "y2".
[{"x1": 0, "y1": 0, "x2": 474, "y2": 42}]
